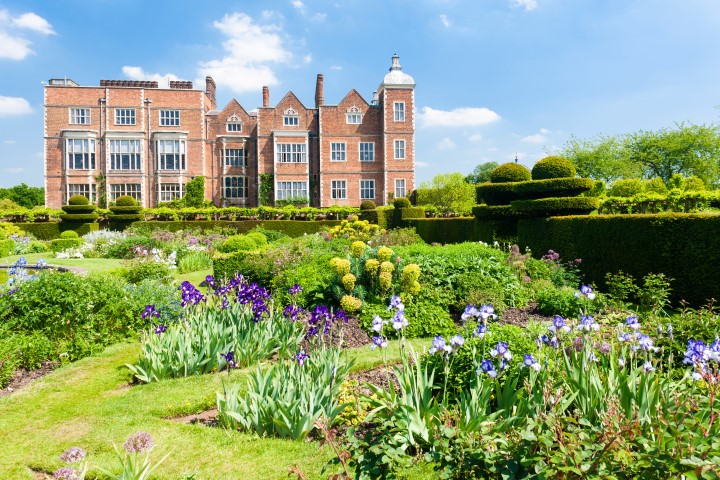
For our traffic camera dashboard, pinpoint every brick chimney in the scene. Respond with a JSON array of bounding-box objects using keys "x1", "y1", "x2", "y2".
[
  {"x1": 262, "y1": 86, "x2": 270, "y2": 107},
  {"x1": 315, "y1": 74, "x2": 324, "y2": 108},
  {"x1": 205, "y1": 76, "x2": 216, "y2": 109}
]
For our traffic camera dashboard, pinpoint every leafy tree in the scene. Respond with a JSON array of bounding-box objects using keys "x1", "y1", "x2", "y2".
[
  {"x1": 183, "y1": 176, "x2": 206, "y2": 208},
  {"x1": 0, "y1": 183, "x2": 45, "y2": 208},
  {"x1": 558, "y1": 135, "x2": 640, "y2": 183},
  {"x1": 465, "y1": 161, "x2": 498, "y2": 184},
  {"x1": 417, "y1": 172, "x2": 475, "y2": 214}
]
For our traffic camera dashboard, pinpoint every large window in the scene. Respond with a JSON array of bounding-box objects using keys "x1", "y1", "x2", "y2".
[
  {"x1": 276, "y1": 181, "x2": 308, "y2": 200},
  {"x1": 224, "y1": 176, "x2": 248, "y2": 198},
  {"x1": 115, "y1": 108, "x2": 136, "y2": 126},
  {"x1": 69, "y1": 108, "x2": 90, "y2": 125},
  {"x1": 330, "y1": 143, "x2": 346, "y2": 161},
  {"x1": 110, "y1": 184, "x2": 141, "y2": 202},
  {"x1": 360, "y1": 180, "x2": 375, "y2": 200},
  {"x1": 393, "y1": 102, "x2": 405, "y2": 122},
  {"x1": 156, "y1": 139, "x2": 186, "y2": 170},
  {"x1": 283, "y1": 108, "x2": 299, "y2": 126},
  {"x1": 359, "y1": 142, "x2": 374, "y2": 162},
  {"x1": 331, "y1": 180, "x2": 347, "y2": 200},
  {"x1": 109, "y1": 139, "x2": 142, "y2": 170},
  {"x1": 67, "y1": 184, "x2": 96, "y2": 204},
  {"x1": 159, "y1": 110, "x2": 180, "y2": 126},
  {"x1": 158, "y1": 184, "x2": 183, "y2": 203},
  {"x1": 276, "y1": 143, "x2": 306, "y2": 163},
  {"x1": 395, "y1": 179, "x2": 406, "y2": 198},
  {"x1": 394, "y1": 139, "x2": 406, "y2": 160},
  {"x1": 224, "y1": 148, "x2": 246, "y2": 167},
  {"x1": 226, "y1": 115, "x2": 242, "y2": 132},
  {"x1": 66, "y1": 138, "x2": 96, "y2": 170}
]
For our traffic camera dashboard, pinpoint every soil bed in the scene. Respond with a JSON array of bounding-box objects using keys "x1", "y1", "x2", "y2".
[{"x1": 1, "y1": 361, "x2": 59, "y2": 398}]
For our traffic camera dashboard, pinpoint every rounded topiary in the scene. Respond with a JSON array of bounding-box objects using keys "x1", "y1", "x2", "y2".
[
  {"x1": 59, "y1": 230, "x2": 79, "y2": 239},
  {"x1": 245, "y1": 232, "x2": 268, "y2": 246},
  {"x1": 476, "y1": 183, "x2": 520, "y2": 206},
  {"x1": 531, "y1": 156, "x2": 576, "y2": 180},
  {"x1": 68, "y1": 195, "x2": 90, "y2": 206},
  {"x1": 510, "y1": 197, "x2": 600, "y2": 217},
  {"x1": 115, "y1": 195, "x2": 138, "y2": 207},
  {"x1": 513, "y1": 177, "x2": 595, "y2": 200},
  {"x1": 490, "y1": 163, "x2": 532, "y2": 184},
  {"x1": 360, "y1": 200, "x2": 377, "y2": 210},
  {"x1": 218, "y1": 234, "x2": 259, "y2": 253},
  {"x1": 393, "y1": 197, "x2": 411, "y2": 209}
]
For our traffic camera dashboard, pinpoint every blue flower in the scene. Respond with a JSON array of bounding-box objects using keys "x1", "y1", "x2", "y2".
[
  {"x1": 474, "y1": 323, "x2": 487, "y2": 339},
  {"x1": 478, "y1": 359, "x2": 497, "y2": 378},
  {"x1": 429, "y1": 335, "x2": 449, "y2": 355},
  {"x1": 643, "y1": 360, "x2": 655, "y2": 372},
  {"x1": 479, "y1": 304, "x2": 496, "y2": 321},
  {"x1": 392, "y1": 310, "x2": 408, "y2": 330},
  {"x1": 387, "y1": 295, "x2": 404, "y2": 312},
  {"x1": 289, "y1": 284, "x2": 303, "y2": 295},
  {"x1": 371, "y1": 336, "x2": 388, "y2": 350},
  {"x1": 294, "y1": 350, "x2": 309, "y2": 366},
  {"x1": 540, "y1": 334, "x2": 559, "y2": 349},
  {"x1": 221, "y1": 351, "x2": 236, "y2": 368},
  {"x1": 634, "y1": 333, "x2": 657, "y2": 352},
  {"x1": 490, "y1": 341, "x2": 512, "y2": 360},
  {"x1": 461, "y1": 304, "x2": 479, "y2": 322},
  {"x1": 548, "y1": 315, "x2": 570, "y2": 333},
  {"x1": 575, "y1": 285, "x2": 596, "y2": 300},
  {"x1": 523, "y1": 353, "x2": 541, "y2": 371},
  {"x1": 625, "y1": 316, "x2": 641, "y2": 330},
  {"x1": 576, "y1": 315, "x2": 599, "y2": 332},
  {"x1": 154, "y1": 324, "x2": 167, "y2": 334},
  {"x1": 141, "y1": 304, "x2": 161, "y2": 319},
  {"x1": 371, "y1": 315, "x2": 384, "y2": 333},
  {"x1": 450, "y1": 335, "x2": 465, "y2": 347}
]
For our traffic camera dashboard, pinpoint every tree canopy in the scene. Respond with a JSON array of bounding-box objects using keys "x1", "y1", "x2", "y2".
[
  {"x1": 465, "y1": 161, "x2": 498, "y2": 184},
  {"x1": 0, "y1": 183, "x2": 45, "y2": 208},
  {"x1": 417, "y1": 172, "x2": 475, "y2": 214}
]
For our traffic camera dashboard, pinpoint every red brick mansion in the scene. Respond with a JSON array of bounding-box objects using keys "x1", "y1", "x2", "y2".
[{"x1": 43, "y1": 55, "x2": 416, "y2": 209}]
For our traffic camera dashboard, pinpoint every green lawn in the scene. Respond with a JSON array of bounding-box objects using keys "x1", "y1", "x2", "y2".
[{"x1": 0, "y1": 338, "x2": 434, "y2": 479}]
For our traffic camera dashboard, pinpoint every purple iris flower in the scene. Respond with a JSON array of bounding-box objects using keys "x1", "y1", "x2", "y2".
[
  {"x1": 478, "y1": 359, "x2": 497, "y2": 378},
  {"x1": 625, "y1": 316, "x2": 641, "y2": 330},
  {"x1": 474, "y1": 323, "x2": 487, "y2": 339}
]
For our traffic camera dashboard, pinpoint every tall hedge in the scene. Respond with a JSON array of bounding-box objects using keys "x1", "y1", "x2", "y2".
[
  {"x1": 406, "y1": 218, "x2": 478, "y2": 244},
  {"x1": 127, "y1": 220, "x2": 341, "y2": 237},
  {"x1": 10, "y1": 222, "x2": 97, "y2": 240},
  {"x1": 518, "y1": 213, "x2": 720, "y2": 306}
]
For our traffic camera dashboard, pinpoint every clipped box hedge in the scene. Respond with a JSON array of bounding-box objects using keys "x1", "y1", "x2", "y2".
[
  {"x1": 127, "y1": 220, "x2": 341, "y2": 237},
  {"x1": 61, "y1": 205, "x2": 98, "y2": 214},
  {"x1": 472, "y1": 205, "x2": 528, "y2": 220},
  {"x1": 49, "y1": 238, "x2": 83, "y2": 252},
  {"x1": 212, "y1": 251, "x2": 250, "y2": 281},
  {"x1": 513, "y1": 178, "x2": 595, "y2": 200},
  {"x1": 510, "y1": 197, "x2": 600, "y2": 217},
  {"x1": 406, "y1": 218, "x2": 478, "y2": 244},
  {"x1": 59, "y1": 213, "x2": 100, "y2": 222},
  {"x1": 518, "y1": 213, "x2": 720, "y2": 306},
  {"x1": 476, "y1": 182, "x2": 522, "y2": 206},
  {"x1": 11, "y1": 222, "x2": 97, "y2": 240}
]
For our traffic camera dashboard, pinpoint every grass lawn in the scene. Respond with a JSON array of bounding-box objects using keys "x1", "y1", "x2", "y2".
[
  {"x1": 1, "y1": 253, "x2": 124, "y2": 275},
  {"x1": 0, "y1": 338, "x2": 435, "y2": 479}
]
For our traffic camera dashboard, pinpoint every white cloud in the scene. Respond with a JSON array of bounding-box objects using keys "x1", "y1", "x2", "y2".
[
  {"x1": 291, "y1": 0, "x2": 305, "y2": 10},
  {"x1": 312, "y1": 12, "x2": 328, "y2": 22},
  {"x1": 439, "y1": 14, "x2": 451, "y2": 28},
  {"x1": 2, "y1": 167, "x2": 25, "y2": 173},
  {"x1": 467, "y1": 132, "x2": 483, "y2": 142},
  {"x1": 521, "y1": 133, "x2": 546, "y2": 143},
  {"x1": 3, "y1": 139, "x2": 16, "y2": 144},
  {"x1": 198, "y1": 13, "x2": 295, "y2": 93},
  {"x1": 303, "y1": 54, "x2": 312, "y2": 64},
  {"x1": 122, "y1": 66, "x2": 180, "y2": 87},
  {"x1": 418, "y1": 106, "x2": 500, "y2": 127},
  {"x1": 509, "y1": 0, "x2": 538, "y2": 11},
  {"x1": 437, "y1": 137, "x2": 456, "y2": 149},
  {"x1": 11, "y1": 12, "x2": 55, "y2": 35},
  {"x1": 416, "y1": 161, "x2": 430, "y2": 168},
  {"x1": 0, "y1": 31, "x2": 32, "y2": 59},
  {"x1": 0, "y1": 96, "x2": 32, "y2": 116},
  {"x1": 539, "y1": 128, "x2": 551, "y2": 134},
  {"x1": 329, "y1": 65, "x2": 342, "y2": 70}
]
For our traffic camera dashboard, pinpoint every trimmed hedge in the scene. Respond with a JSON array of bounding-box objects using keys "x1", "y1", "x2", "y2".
[
  {"x1": 61, "y1": 205, "x2": 98, "y2": 214},
  {"x1": 406, "y1": 218, "x2": 478, "y2": 244},
  {"x1": 531, "y1": 156, "x2": 577, "y2": 180},
  {"x1": 108, "y1": 206, "x2": 143, "y2": 214},
  {"x1": 127, "y1": 220, "x2": 342, "y2": 237},
  {"x1": 490, "y1": 163, "x2": 532, "y2": 183},
  {"x1": 11, "y1": 222, "x2": 97, "y2": 239},
  {"x1": 510, "y1": 197, "x2": 600, "y2": 217},
  {"x1": 212, "y1": 251, "x2": 249, "y2": 281},
  {"x1": 50, "y1": 238, "x2": 83, "y2": 252},
  {"x1": 513, "y1": 178, "x2": 595, "y2": 200},
  {"x1": 392, "y1": 206, "x2": 425, "y2": 228},
  {"x1": 59, "y1": 213, "x2": 100, "y2": 222},
  {"x1": 518, "y1": 213, "x2": 720, "y2": 306},
  {"x1": 0, "y1": 239, "x2": 13, "y2": 257},
  {"x1": 68, "y1": 195, "x2": 90, "y2": 206},
  {"x1": 476, "y1": 182, "x2": 521, "y2": 206},
  {"x1": 393, "y1": 197, "x2": 412, "y2": 209},
  {"x1": 115, "y1": 195, "x2": 138, "y2": 207},
  {"x1": 472, "y1": 205, "x2": 526, "y2": 220}
]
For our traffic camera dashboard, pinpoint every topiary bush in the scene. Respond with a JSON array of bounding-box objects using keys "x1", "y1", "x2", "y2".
[
  {"x1": 59, "y1": 230, "x2": 79, "y2": 239},
  {"x1": 360, "y1": 200, "x2": 377, "y2": 210},
  {"x1": 513, "y1": 177, "x2": 595, "y2": 200},
  {"x1": 50, "y1": 237, "x2": 83, "y2": 252},
  {"x1": 218, "y1": 234, "x2": 259, "y2": 253},
  {"x1": 490, "y1": 163, "x2": 532, "y2": 184},
  {"x1": 475, "y1": 183, "x2": 521, "y2": 206},
  {"x1": 245, "y1": 232, "x2": 268, "y2": 247},
  {"x1": 531, "y1": 156, "x2": 576, "y2": 180},
  {"x1": 393, "y1": 197, "x2": 411, "y2": 209},
  {"x1": 68, "y1": 195, "x2": 90, "y2": 206},
  {"x1": 115, "y1": 195, "x2": 138, "y2": 207},
  {"x1": 511, "y1": 197, "x2": 600, "y2": 217}
]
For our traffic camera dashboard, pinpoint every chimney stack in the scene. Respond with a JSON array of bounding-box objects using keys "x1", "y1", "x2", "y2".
[
  {"x1": 262, "y1": 86, "x2": 270, "y2": 107},
  {"x1": 205, "y1": 76, "x2": 216, "y2": 109},
  {"x1": 315, "y1": 74, "x2": 324, "y2": 108}
]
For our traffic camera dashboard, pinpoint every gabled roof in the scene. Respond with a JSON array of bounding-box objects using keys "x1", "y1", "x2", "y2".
[
  {"x1": 218, "y1": 98, "x2": 252, "y2": 118},
  {"x1": 335, "y1": 89, "x2": 370, "y2": 108},
  {"x1": 274, "y1": 91, "x2": 308, "y2": 110}
]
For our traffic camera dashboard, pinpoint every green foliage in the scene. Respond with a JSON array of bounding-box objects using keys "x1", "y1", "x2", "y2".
[
  {"x1": 245, "y1": 231, "x2": 268, "y2": 247},
  {"x1": 60, "y1": 204, "x2": 97, "y2": 213},
  {"x1": 417, "y1": 172, "x2": 475, "y2": 214},
  {"x1": 0, "y1": 239, "x2": 13, "y2": 257},
  {"x1": 475, "y1": 182, "x2": 521, "y2": 206},
  {"x1": 115, "y1": 195, "x2": 138, "y2": 207},
  {"x1": 177, "y1": 251, "x2": 213, "y2": 274},
  {"x1": 559, "y1": 134, "x2": 640, "y2": 183},
  {"x1": 11, "y1": 222, "x2": 60, "y2": 240},
  {"x1": 68, "y1": 195, "x2": 90, "y2": 206},
  {"x1": 126, "y1": 220, "x2": 342, "y2": 237},
  {"x1": 59, "y1": 230, "x2": 79, "y2": 239},
  {"x1": 406, "y1": 218, "x2": 478, "y2": 244},
  {"x1": 184, "y1": 176, "x2": 207, "y2": 208},
  {"x1": 513, "y1": 177, "x2": 594, "y2": 200},
  {"x1": 59, "y1": 213, "x2": 100, "y2": 222},
  {"x1": 643, "y1": 177, "x2": 669, "y2": 194},
  {"x1": 472, "y1": 205, "x2": 517, "y2": 220},
  {"x1": 0, "y1": 183, "x2": 45, "y2": 208},
  {"x1": 393, "y1": 197, "x2": 411, "y2": 209},
  {"x1": 120, "y1": 260, "x2": 173, "y2": 284},
  {"x1": 105, "y1": 236, "x2": 156, "y2": 259},
  {"x1": 510, "y1": 197, "x2": 600, "y2": 217},
  {"x1": 517, "y1": 213, "x2": 720, "y2": 306},
  {"x1": 465, "y1": 161, "x2": 499, "y2": 184},
  {"x1": 360, "y1": 301, "x2": 455, "y2": 339},
  {"x1": 217, "y1": 234, "x2": 260, "y2": 253},
  {"x1": 535, "y1": 285, "x2": 583, "y2": 317},
  {"x1": 247, "y1": 226, "x2": 289, "y2": 243},
  {"x1": 360, "y1": 200, "x2": 376, "y2": 210},
  {"x1": 608, "y1": 178, "x2": 645, "y2": 197},
  {"x1": 531, "y1": 155, "x2": 577, "y2": 180},
  {"x1": 49, "y1": 237, "x2": 83, "y2": 252},
  {"x1": 259, "y1": 173, "x2": 274, "y2": 206},
  {"x1": 490, "y1": 162, "x2": 532, "y2": 183}
]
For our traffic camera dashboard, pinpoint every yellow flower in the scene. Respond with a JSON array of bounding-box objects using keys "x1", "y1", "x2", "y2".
[
  {"x1": 380, "y1": 261, "x2": 394, "y2": 274},
  {"x1": 364, "y1": 259, "x2": 380, "y2": 275},
  {"x1": 330, "y1": 257, "x2": 351, "y2": 276},
  {"x1": 340, "y1": 294, "x2": 362, "y2": 313},
  {"x1": 409, "y1": 280, "x2": 421, "y2": 295},
  {"x1": 379, "y1": 271, "x2": 392, "y2": 290},
  {"x1": 342, "y1": 273, "x2": 356, "y2": 292},
  {"x1": 351, "y1": 241, "x2": 366, "y2": 258},
  {"x1": 402, "y1": 264, "x2": 421, "y2": 283},
  {"x1": 377, "y1": 246, "x2": 393, "y2": 263}
]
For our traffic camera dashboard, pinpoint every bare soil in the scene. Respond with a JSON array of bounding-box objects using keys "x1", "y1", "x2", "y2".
[
  {"x1": 171, "y1": 408, "x2": 219, "y2": 426},
  {"x1": 500, "y1": 302, "x2": 555, "y2": 327},
  {"x1": 1, "y1": 361, "x2": 59, "y2": 398}
]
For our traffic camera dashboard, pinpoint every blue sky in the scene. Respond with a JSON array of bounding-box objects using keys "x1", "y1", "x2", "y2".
[{"x1": 1, "y1": 0, "x2": 720, "y2": 188}]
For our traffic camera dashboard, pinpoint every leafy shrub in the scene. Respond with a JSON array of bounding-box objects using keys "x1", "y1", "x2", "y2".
[
  {"x1": 245, "y1": 231, "x2": 268, "y2": 247},
  {"x1": 393, "y1": 197, "x2": 411, "y2": 209},
  {"x1": 178, "y1": 251, "x2": 213, "y2": 274},
  {"x1": 248, "y1": 226, "x2": 289, "y2": 243},
  {"x1": 120, "y1": 260, "x2": 173, "y2": 284},
  {"x1": 218, "y1": 234, "x2": 259, "y2": 253},
  {"x1": 531, "y1": 155, "x2": 577, "y2": 180},
  {"x1": 105, "y1": 236, "x2": 157, "y2": 259},
  {"x1": 510, "y1": 197, "x2": 600, "y2": 217},
  {"x1": 0, "y1": 239, "x2": 13, "y2": 257},
  {"x1": 60, "y1": 230, "x2": 79, "y2": 239},
  {"x1": 406, "y1": 218, "x2": 478, "y2": 245},
  {"x1": 513, "y1": 177, "x2": 595, "y2": 200},
  {"x1": 490, "y1": 162, "x2": 532, "y2": 183},
  {"x1": 475, "y1": 182, "x2": 521, "y2": 206},
  {"x1": 115, "y1": 195, "x2": 138, "y2": 207},
  {"x1": 360, "y1": 200, "x2": 376, "y2": 210},
  {"x1": 49, "y1": 237, "x2": 83, "y2": 252},
  {"x1": 535, "y1": 285, "x2": 582, "y2": 318},
  {"x1": 608, "y1": 178, "x2": 645, "y2": 197},
  {"x1": 68, "y1": 195, "x2": 89, "y2": 205},
  {"x1": 472, "y1": 205, "x2": 516, "y2": 220},
  {"x1": 360, "y1": 300, "x2": 455, "y2": 339}
]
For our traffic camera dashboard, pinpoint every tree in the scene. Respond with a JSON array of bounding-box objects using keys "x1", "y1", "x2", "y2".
[
  {"x1": 0, "y1": 183, "x2": 45, "y2": 208},
  {"x1": 558, "y1": 135, "x2": 640, "y2": 183},
  {"x1": 417, "y1": 172, "x2": 475, "y2": 214},
  {"x1": 465, "y1": 161, "x2": 498, "y2": 184},
  {"x1": 183, "y1": 176, "x2": 206, "y2": 207}
]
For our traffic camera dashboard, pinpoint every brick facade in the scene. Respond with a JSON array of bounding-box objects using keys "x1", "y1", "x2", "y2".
[{"x1": 44, "y1": 55, "x2": 415, "y2": 209}]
